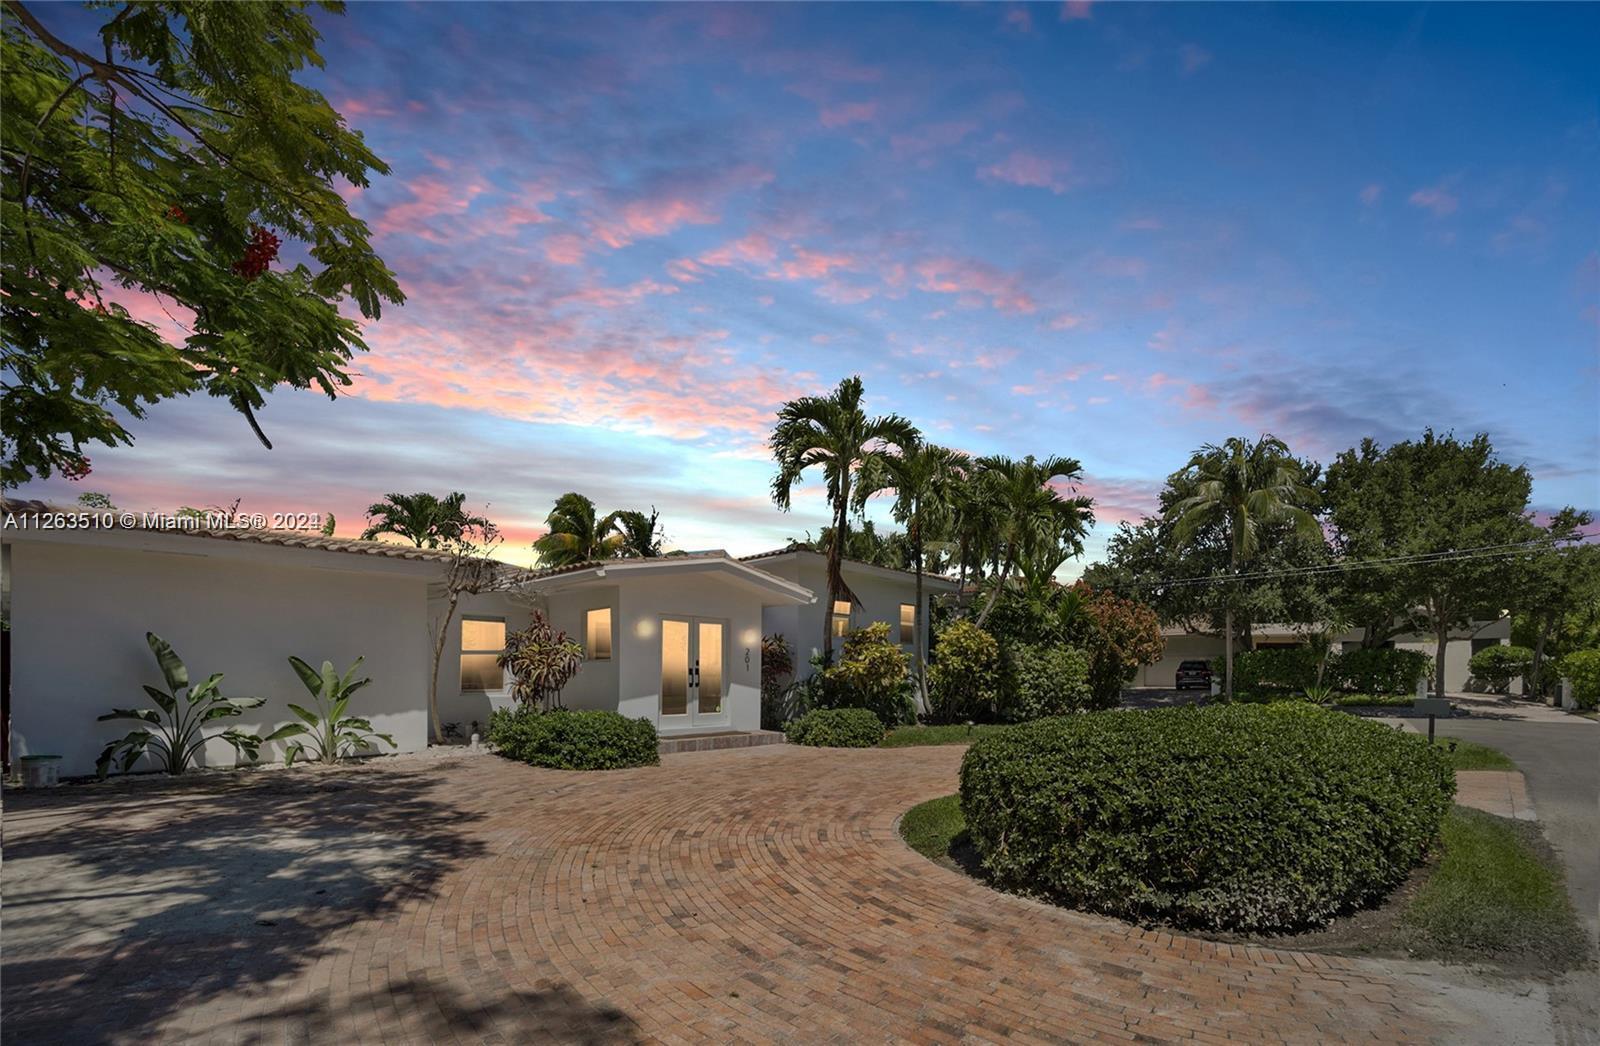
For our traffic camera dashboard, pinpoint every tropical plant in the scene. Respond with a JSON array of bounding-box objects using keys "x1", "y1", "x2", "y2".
[
  {"x1": 1, "y1": 2, "x2": 402, "y2": 487},
  {"x1": 498, "y1": 611, "x2": 585, "y2": 710},
  {"x1": 1078, "y1": 584, "x2": 1165, "y2": 706},
  {"x1": 770, "y1": 375, "x2": 918, "y2": 659},
  {"x1": 968, "y1": 455, "x2": 1093, "y2": 627},
  {"x1": 264, "y1": 656, "x2": 394, "y2": 765},
  {"x1": 425, "y1": 513, "x2": 514, "y2": 741},
  {"x1": 533, "y1": 492, "x2": 624, "y2": 566},
  {"x1": 857, "y1": 438, "x2": 966, "y2": 711},
  {"x1": 927, "y1": 619, "x2": 1001, "y2": 723},
  {"x1": 610, "y1": 507, "x2": 664, "y2": 558},
  {"x1": 362, "y1": 492, "x2": 489, "y2": 548},
  {"x1": 1168, "y1": 435, "x2": 1321, "y2": 700},
  {"x1": 820, "y1": 622, "x2": 914, "y2": 726},
  {"x1": 96, "y1": 633, "x2": 265, "y2": 778},
  {"x1": 1511, "y1": 508, "x2": 1596, "y2": 696},
  {"x1": 760, "y1": 633, "x2": 796, "y2": 731},
  {"x1": 1558, "y1": 649, "x2": 1600, "y2": 709}
]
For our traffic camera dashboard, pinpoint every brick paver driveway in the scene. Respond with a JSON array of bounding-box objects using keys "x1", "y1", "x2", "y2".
[{"x1": 1, "y1": 746, "x2": 1544, "y2": 1044}]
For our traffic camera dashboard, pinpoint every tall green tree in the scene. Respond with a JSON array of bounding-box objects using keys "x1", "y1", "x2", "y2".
[
  {"x1": 770, "y1": 376, "x2": 917, "y2": 659},
  {"x1": 1324, "y1": 431, "x2": 1532, "y2": 700},
  {"x1": 534, "y1": 492, "x2": 624, "y2": 567},
  {"x1": 1168, "y1": 435, "x2": 1321, "y2": 700},
  {"x1": 1512, "y1": 509, "x2": 1596, "y2": 696},
  {"x1": 361, "y1": 492, "x2": 488, "y2": 548},
  {"x1": 857, "y1": 438, "x2": 966, "y2": 708},
  {"x1": 969, "y1": 454, "x2": 1093, "y2": 627},
  {"x1": 610, "y1": 507, "x2": 664, "y2": 559},
  {"x1": 2, "y1": 1, "x2": 402, "y2": 487}
]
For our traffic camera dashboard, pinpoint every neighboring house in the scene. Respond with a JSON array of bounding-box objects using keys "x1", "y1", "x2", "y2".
[
  {"x1": 1137, "y1": 618, "x2": 1513, "y2": 692},
  {"x1": 1, "y1": 502, "x2": 817, "y2": 776},
  {"x1": 739, "y1": 547, "x2": 961, "y2": 678}
]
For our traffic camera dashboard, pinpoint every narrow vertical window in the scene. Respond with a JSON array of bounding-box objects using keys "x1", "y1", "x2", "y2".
[
  {"x1": 586, "y1": 607, "x2": 613, "y2": 660},
  {"x1": 831, "y1": 599, "x2": 851, "y2": 638},
  {"x1": 460, "y1": 617, "x2": 506, "y2": 691},
  {"x1": 900, "y1": 603, "x2": 916, "y2": 645}
]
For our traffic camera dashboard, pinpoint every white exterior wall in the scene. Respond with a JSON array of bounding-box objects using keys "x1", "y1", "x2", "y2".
[
  {"x1": 7, "y1": 537, "x2": 431, "y2": 777},
  {"x1": 754, "y1": 555, "x2": 943, "y2": 680}
]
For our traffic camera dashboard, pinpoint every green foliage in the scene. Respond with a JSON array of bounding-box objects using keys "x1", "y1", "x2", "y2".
[
  {"x1": 497, "y1": 611, "x2": 585, "y2": 710},
  {"x1": 760, "y1": 633, "x2": 796, "y2": 731},
  {"x1": 2, "y1": 2, "x2": 403, "y2": 486},
  {"x1": 96, "y1": 632, "x2": 265, "y2": 777},
  {"x1": 486, "y1": 707, "x2": 658, "y2": 770},
  {"x1": 1558, "y1": 649, "x2": 1600, "y2": 708},
  {"x1": 1336, "y1": 647, "x2": 1431, "y2": 694},
  {"x1": 362, "y1": 492, "x2": 488, "y2": 547},
  {"x1": 819, "y1": 622, "x2": 914, "y2": 726},
  {"x1": 880, "y1": 723, "x2": 1013, "y2": 747},
  {"x1": 1000, "y1": 644, "x2": 1092, "y2": 722},
  {"x1": 533, "y1": 493, "x2": 663, "y2": 566},
  {"x1": 958, "y1": 703, "x2": 1454, "y2": 932},
  {"x1": 927, "y1": 619, "x2": 1001, "y2": 723},
  {"x1": 264, "y1": 655, "x2": 393, "y2": 765},
  {"x1": 1468, "y1": 645, "x2": 1533, "y2": 692},
  {"x1": 783, "y1": 707, "x2": 885, "y2": 748},
  {"x1": 1080, "y1": 584, "x2": 1165, "y2": 704}
]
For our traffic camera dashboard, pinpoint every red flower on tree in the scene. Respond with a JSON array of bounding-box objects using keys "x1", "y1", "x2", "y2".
[
  {"x1": 232, "y1": 226, "x2": 281, "y2": 280},
  {"x1": 60, "y1": 454, "x2": 92, "y2": 480}
]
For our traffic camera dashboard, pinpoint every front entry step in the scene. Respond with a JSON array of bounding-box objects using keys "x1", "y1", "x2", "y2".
[{"x1": 657, "y1": 729, "x2": 786, "y2": 755}]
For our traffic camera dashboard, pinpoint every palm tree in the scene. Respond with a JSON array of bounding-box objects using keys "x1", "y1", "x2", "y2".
[
  {"x1": 611, "y1": 508, "x2": 664, "y2": 559},
  {"x1": 361, "y1": 492, "x2": 488, "y2": 548},
  {"x1": 857, "y1": 438, "x2": 965, "y2": 708},
  {"x1": 971, "y1": 454, "x2": 1093, "y2": 627},
  {"x1": 1168, "y1": 435, "x2": 1321, "y2": 700},
  {"x1": 534, "y1": 492, "x2": 624, "y2": 567},
  {"x1": 770, "y1": 376, "x2": 918, "y2": 660}
]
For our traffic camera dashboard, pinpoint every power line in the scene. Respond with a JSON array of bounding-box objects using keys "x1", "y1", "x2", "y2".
[{"x1": 1120, "y1": 534, "x2": 1596, "y2": 590}]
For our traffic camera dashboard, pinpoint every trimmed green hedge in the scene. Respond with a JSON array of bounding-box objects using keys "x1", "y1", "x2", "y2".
[
  {"x1": 487, "y1": 707, "x2": 659, "y2": 770},
  {"x1": 1213, "y1": 646, "x2": 1431, "y2": 696},
  {"x1": 784, "y1": 707, "x2": 885, "y2": 748},
  {"x1": 1468, "y1": 645, "x2": 1532, "y2": 691},
  {"x1": 958, "y1": 703, "x2": 1454, "y2": 932},
  {"x1": 999, "y1": 643, "x2": 1095, "y2": 722},
  {"x1": 1337, "y1": 647, "x2": 1431, "y2": 695},
  {"x1": 1560, "y1": 649, "x2": 1600, "y2": 709}
]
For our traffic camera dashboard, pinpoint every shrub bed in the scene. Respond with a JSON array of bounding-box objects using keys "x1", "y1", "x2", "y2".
[
  {"x1": 784, "y1": 707, "x2": 885, "y2": 748},
  {"x1": 999, "y1": 644, "x2": 1093, "y2": 722},
  {"x1": 1558, "y1": 649, "x2": 1600, "y2": 709},
  {"x1": 487, "y1": 707, "x2": 659, "y2": 770},
  {"x1": 958, "y1": 703, "x2": 1454, "y2": 932}
]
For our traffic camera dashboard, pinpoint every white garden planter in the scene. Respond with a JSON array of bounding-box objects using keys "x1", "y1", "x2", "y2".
[{"x1": 20, "y1": 755, "x2": 63, "y2": 789}]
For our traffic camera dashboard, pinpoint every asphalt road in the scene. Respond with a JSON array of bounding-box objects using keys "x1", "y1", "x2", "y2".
[{"x1": 1434, "y1": 718, "x2": 1600, "y2": 943}]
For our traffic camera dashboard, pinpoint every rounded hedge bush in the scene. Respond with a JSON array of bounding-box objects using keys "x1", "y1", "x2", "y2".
[
  {"x1": 1468, "y1": 645, "x2": 1533, "y2": 691},
  {"x1": 487, "y1": 707, "x2": 659, "y2": 770},
  {"x1": 1559, "y1": 649, "x2": 1600, "y2": 709},
  {"x1": 784, "y1": 707, "x2": 885, "y2": 748},
  {"x1": 958, "y1": 703, "x2": 1454, "y2": 932},
  {"x1": 1000, "y1": 643, "x2": 1093, "y2": 722}
]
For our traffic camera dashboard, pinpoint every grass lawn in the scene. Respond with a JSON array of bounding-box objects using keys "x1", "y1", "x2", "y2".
[
  {"x1": 1436, "y1": 738, "x2": 1517, "y2": 770},
  {"x1": 880, "y1": 724, "x2": 1012, "y2": 747},
  {"x1": 1330, "y1": 693, "x2": 1415, "y2": 708},
  {"x1": 897, "y1": 795, "x2": 1586, "y2": 972}
]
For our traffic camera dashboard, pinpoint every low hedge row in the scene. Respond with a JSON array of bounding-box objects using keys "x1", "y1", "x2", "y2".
[
  {"x1": 1214, "y1": 646, "x2": 1431, "y2": 696},
  {"x1": 958, "y1": 703, "x2": 1454, "y2": 932},
  {"x1": 784, "y1": 707, "x2": 885, "y2": 748},
  {"x1": 487, "y1": 707, "x2": 659, "y2": 770}
]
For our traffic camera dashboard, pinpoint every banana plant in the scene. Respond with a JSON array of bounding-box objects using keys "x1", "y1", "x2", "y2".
[
  {"x1": 266, "y1": 656, "x2": 394, "y2": 765},
  {"x1": 97, "y1": 633, "x2": 266, "y2": 778}
]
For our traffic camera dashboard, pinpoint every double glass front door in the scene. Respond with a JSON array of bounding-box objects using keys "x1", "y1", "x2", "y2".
[{"x1": 660, "y1": 618, "x2": 726, "y2": 726}]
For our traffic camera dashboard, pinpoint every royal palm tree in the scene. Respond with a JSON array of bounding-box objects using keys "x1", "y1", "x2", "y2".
[
  {"x1": 857, "y1": 438, "x2": 966, "y2": 707},
  {"x1": 533, "y1": 492, "x2": 625, "y2": 567},
  {"x1": 1168, "y1": 435, "x2": 1321, "y2": 700},
  {"x1": 611, "y1": 508, "x2": 664, "y2": 559},
  {"x1": 971, "y1": 455, "x2": 1093, "y2": 627},
  {"x1": 361, "y1": 492, "x2": 488, "y2": 548},
  {"x1": 770, "y1": 376, "x2": 918, "y2": 659}
]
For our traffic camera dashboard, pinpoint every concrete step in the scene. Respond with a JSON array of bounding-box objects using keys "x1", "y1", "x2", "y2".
[{"x1": 658, "y1": 729, "x2": 786, "y2": 755}]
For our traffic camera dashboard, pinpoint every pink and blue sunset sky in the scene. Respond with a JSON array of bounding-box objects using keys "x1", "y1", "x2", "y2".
[{"x1": 18, "y1": 2, "x2": 1600, "y2": 567}]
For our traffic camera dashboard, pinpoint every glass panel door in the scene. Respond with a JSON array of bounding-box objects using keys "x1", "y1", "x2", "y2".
[
  {"x1": 661, "y1": 618, "x2": 690, "y2": 717},
  {"x1": 696, "y1": 622, "x2": 724, "y2": 716}
]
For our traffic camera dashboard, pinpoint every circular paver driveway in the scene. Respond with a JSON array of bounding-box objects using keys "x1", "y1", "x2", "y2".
[{"x1": 2, "y1": 745, "x2": 1510, "y2": 1043}]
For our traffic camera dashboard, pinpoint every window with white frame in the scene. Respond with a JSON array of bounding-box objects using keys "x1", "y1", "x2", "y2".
[
  {"x1": 899, "y1": 603, "x2": 916, "y2": 645},
  {"x1": 460, "y1": 617, "x2": 506, "y2": 691},
  {"x1": 831, "y1": 599, "x2": 851, "y2": 638},
  {"x1": 586, "y1": 607, "x2": 613, "y2": 660}
]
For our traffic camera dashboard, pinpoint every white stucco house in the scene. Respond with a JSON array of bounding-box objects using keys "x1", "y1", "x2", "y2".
[
  {"x1": 1136, "y1": 618, "x2": 1513, "y2": 691},
  {"x1": 737, "y1": 547, "x2": 962, "y2": 678},
  {"x1": 1, "y1": 507, "x2": 948, "y2": 777}
]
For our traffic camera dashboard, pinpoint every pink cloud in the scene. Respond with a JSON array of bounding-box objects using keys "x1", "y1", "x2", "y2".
[
  {"x1": 1408, "y1": 184, "x2": 1459, "y2": 217},
  {"x1": 592, "y1": 197, "x2": 720, "y2": 248},
  {"x1": 819, "y1": 101, "x2": 878, "y2": 128},
  {"x1": 373, "y1": 175, "x2": 491, "y2": 242},
  {"x1": 1359, "y1": 183, "x2": 1383, "y2": 206},
  {"x1": 542, "y1": 232, "x2": 588, "y2": 266},
  {"x1": 890, "y1": 120, "x2": 978, "y2": 160},
  {"x1": 1004, "y1": 6, "x2": 1034, "y2": 32},
  {"x1": 914, "y1": 256, "x2": 1037, "y2": 314},
  {"x1": 1049, "y1": 313, "x2": 1085, "y2": 331},
  {"x1": 1059, "y1": 1, "x2": 1093, "y2": 21},
  {"x1": 1178, "y1": 43, "x2": 1213, "y2": 75},
  {"x1": 978, "y1": 150, "x2": 1071, "y2": 194},
  {"x1": 777, "y1": 247, "x2": 857, "y2": 280}
]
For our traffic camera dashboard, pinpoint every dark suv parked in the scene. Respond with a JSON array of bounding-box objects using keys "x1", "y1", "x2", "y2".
[{"x1": 1174, "y1": 659, "x2": 1212, "y2": 690}]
